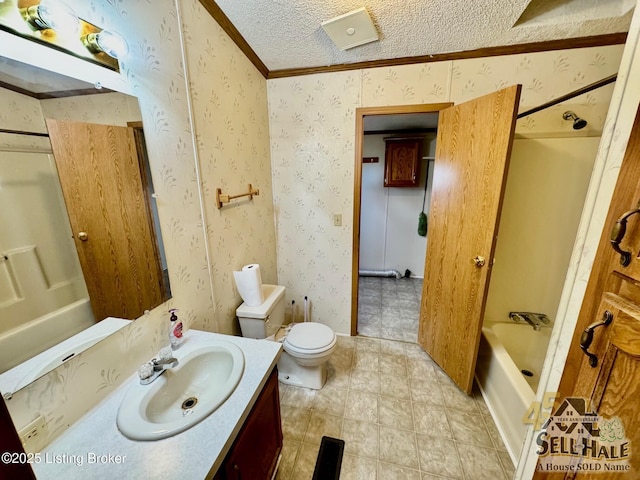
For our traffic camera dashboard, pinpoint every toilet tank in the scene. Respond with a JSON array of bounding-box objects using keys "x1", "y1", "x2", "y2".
[{"x1": 236, "y1": 285, "x2": 286, "y2": 339}]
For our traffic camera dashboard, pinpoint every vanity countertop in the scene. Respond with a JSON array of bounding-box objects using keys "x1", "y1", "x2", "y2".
[{"x1": 31, "y1": 330, "x2": 282, "y2": 480}]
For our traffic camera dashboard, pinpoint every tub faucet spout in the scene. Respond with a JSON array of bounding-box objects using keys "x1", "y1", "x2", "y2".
[{"x1": 509, "y1": 312, "x2": 549, "y2": 331}]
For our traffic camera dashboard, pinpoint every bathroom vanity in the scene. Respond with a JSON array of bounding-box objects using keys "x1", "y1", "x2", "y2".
[
  {"x1": 213, "y1": 368, "x2": 282, "y2": 480},
  {"x1": 30, "y1": 331, "x2": 283, "y2": 480}
]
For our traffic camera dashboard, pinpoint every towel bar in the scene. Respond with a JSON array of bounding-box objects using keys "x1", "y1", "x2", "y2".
[{"x1": 216, "y1": 184, "x2": 260, "y2": 209}]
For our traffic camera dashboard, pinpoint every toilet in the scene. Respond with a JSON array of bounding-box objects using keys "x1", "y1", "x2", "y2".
[{"x1": 236, "y1": 284, "x2": 337, "y2": 389}]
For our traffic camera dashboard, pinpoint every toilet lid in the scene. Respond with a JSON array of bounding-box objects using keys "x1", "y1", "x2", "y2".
[{"x1": 284, "y1": 322, "x2": 335, "y2": 351}]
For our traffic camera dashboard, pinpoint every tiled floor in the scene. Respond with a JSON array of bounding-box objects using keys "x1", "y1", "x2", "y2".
[
  {"x1": 276, "y1": 336, "x2": 515, "y2": 479},
  {"x1": 357, "y1": 276, "x2": 423, "y2": 343}
]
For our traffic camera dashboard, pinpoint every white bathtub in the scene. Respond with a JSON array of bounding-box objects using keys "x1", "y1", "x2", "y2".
[
  {"x1": 0, "y1": 298, "x2": 95, "y2": 374},
  {"x1": 0, "y1": 316, "x2": 131, "y2": 395},
  {"x1": 475, "y1": 321, "x2": 552, "y2": 463}
]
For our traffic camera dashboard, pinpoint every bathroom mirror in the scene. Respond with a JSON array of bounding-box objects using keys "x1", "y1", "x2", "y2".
[{"x1": 0, "y1": 55, "x2": 170, "y2": 389}]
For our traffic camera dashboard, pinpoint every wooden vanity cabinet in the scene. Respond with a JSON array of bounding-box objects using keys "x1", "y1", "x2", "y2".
[
  {"x1": 383, "y1": 138, "x2": 422, "y2": 187},
  {"x1": 213, "y1": 368, "x2": 282, "y2": 480}
]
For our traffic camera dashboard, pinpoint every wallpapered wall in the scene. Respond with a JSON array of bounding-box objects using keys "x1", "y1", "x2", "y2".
[
  {"x1": 268, "y1": 44, "x2": 624, "y2": 334},
  {"x1": 0, "y1": 87, "x2": 49, "y2": 151},
  {"x1": 39, "y1": 92, "x2": 142, "y2": 125},
  {"x1": 180, "y1": 0, "x2": 277, "y2": 335}
]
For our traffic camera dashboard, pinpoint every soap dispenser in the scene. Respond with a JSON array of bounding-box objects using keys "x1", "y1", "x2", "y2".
[{"x1": 169, "y1": 308, "x2": 185, "y2": 350}]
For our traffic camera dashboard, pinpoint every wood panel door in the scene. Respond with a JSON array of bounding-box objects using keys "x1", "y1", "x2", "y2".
[
  {"x1": 46, "y1": 119, "x2": 164, "y2": 321},
  {"x1": 418, "y1": 85, "x2": 521, "y2": 394}
]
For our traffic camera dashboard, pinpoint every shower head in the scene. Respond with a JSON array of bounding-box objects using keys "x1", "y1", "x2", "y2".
[{"x1": 563, "y1": 111, "x2": 587, "y2": 130}]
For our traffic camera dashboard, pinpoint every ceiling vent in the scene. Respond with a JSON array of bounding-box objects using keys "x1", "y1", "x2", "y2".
[{"x1": 321, "y1": 7, "x2": 379, "y2": 50}]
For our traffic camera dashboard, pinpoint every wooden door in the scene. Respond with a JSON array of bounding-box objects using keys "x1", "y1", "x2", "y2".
[
  {"x1": 418, "y1": 85, "x2": 521, "y2": 394},
  {"x1": 46, "y1": 119, "x2": 164, "y2": 321}
]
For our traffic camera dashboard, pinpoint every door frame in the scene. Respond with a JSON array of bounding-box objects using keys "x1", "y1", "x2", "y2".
[{"x1": 350, "y1": 103, "x2": 452, "y2": 336}]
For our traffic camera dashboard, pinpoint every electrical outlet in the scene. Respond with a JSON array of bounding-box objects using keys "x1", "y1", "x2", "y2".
[
  {"x1": 333, "y1": 213, "x2": 342, "y2": 227},
  {"x1": 18, "y1": 415, "x2": 46, "y2": 452}
]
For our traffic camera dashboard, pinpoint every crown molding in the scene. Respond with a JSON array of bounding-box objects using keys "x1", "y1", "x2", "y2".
[{"x1": 197, "y1": 3, "x2": 627, "y2": 81}]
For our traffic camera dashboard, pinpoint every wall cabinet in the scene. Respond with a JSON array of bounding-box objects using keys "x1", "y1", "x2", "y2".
[
  {"x1": 214, "y1": 368, "x2": 282, "y2": 480},
  {"x1": 383, "y1": 138, "x2": 421, "y2": 187}
]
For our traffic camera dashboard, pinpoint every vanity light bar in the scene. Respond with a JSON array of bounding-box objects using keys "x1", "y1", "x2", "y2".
[{"x1": 8, "y1": 0, "x2": 128, "y2": 67}]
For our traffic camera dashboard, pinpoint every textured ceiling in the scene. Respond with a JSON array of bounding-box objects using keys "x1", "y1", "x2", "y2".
[{"x1": 212, "y1": 0, "x2": 634, "y2": 71}]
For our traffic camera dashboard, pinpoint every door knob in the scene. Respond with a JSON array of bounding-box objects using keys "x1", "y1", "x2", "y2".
[
  {"x1": 472, "y1": 256, "x2": 486, "y2": 267},
  {"x1": 77, "y1": 232, "x2": 89, "y2": 241}
]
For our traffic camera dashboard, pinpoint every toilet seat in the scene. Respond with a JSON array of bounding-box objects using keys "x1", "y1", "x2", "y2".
[{"x1": 283, "y1": 322, "x2": 336, "y2": 356}]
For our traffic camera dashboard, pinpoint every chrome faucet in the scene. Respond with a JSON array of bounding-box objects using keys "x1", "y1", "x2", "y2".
[
  {"x1": 139, "y1": 349, "x2": 179, "y2": 385},
  {"x1": 509, "y1": 312, "x2": 550, "y2": 331}
]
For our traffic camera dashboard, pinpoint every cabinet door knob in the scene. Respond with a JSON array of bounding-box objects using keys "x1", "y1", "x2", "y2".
[{"x1": 77, "y1": 231, "x2": 89, "y2": 241}]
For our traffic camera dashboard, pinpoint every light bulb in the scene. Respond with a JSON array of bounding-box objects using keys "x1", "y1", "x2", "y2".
[
  {"x1": 23, "y1": 1, "x2": 79, "y2": 33},
  {"x1": 83, "y1": 30, "x2": 129, "y2": 59}
]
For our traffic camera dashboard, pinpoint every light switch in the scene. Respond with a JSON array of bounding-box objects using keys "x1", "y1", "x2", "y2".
[{"x1": 333, "y1": 214, "x2": 342, "y2": 227}]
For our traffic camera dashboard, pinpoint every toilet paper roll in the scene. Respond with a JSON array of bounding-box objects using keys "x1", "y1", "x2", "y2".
[{"x1": 233, "y1": 264, "x2": 264, "y2": 307}]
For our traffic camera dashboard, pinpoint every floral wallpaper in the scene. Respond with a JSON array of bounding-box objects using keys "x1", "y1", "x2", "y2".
[
  {"x1": 39, "y1": 92, "x2": 142, "y2": 125},
  {"x1": 268, "y1": 44, "x2": 624, "y2": 334},
  {"x1": 268, "y1": 71, "x2": 361, "y2": 332},
  {"x1": 0, "y1": 87, "x2": 49, "y2": 151},
  {"x1": 180, "y1": 0, "x2": 277, "y2": 335}
]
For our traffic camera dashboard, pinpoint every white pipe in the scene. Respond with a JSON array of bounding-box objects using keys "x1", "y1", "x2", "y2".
[
  {"x1": 304, "y1": 296, "x2": 308, "y2": 322},
  {"x1": 359, "y1": 269, "x2": 402, "y2": 278}
]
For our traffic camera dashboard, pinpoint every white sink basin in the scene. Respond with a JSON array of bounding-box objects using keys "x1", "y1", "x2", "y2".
[{"x1": 117, "y1": 341, "x2": 244, "y2": 441}]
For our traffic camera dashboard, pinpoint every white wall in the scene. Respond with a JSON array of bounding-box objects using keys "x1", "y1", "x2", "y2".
[
  {"x1": 484, "y1": 136, "x2": 601, "y2": 325},
  {"x1": 359, "y1": 134, "x2": 435, "y2": 276}
]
